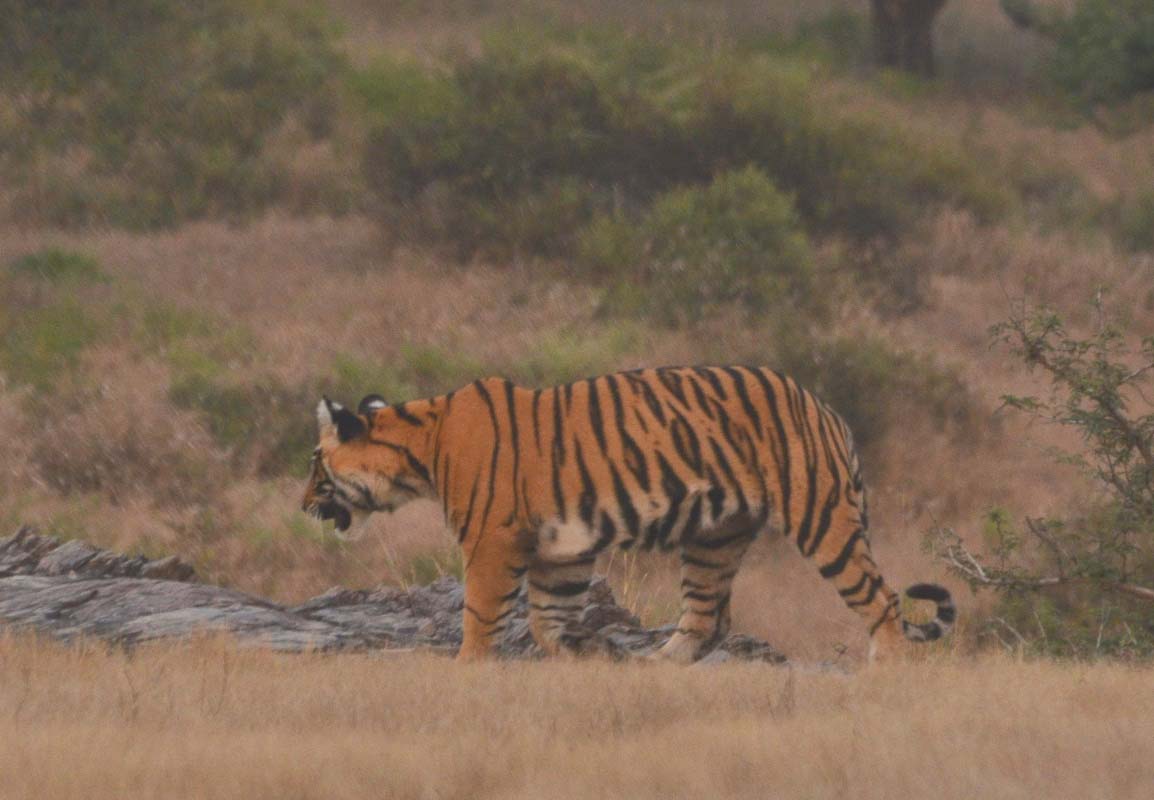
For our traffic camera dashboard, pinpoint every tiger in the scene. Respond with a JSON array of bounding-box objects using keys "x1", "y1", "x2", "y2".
[{"x1": 301, "y1": 366, "x2": 955, "y2": 662}]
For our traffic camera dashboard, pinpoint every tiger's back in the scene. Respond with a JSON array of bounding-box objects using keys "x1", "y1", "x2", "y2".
[{"x1": 304, "y1": 365, "x2": 954, "y2": 662}]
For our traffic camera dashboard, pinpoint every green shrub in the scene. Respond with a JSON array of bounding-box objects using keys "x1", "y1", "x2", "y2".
[
  {"x1": 0, "y1": 249, "x2": 112, "y2": 392},
  {"x1": 32, "y1": 398, "x2": 223, "y2": 509},
  {"x1": 1003, "y1": 0, "x2": 1154, "y2": 105},
  {"x1": 781, "y1": 10, "x2": 872, "y2": 68},
  {"x1": 133, "y1": 300, "x2": 259, "y2": 383},
  {"x1": 965, "y1": 509, "x2": 1154, "y2": 659},
  {"x1": 169, "y1": 373, "x2": 314, "y2": 477},
  {"x1": 0, "y1": 303, "x2": 103, "y2": 393},
  {"x1": 1004, "y1": 147, "x2": 1103, "y2": 234},
  {"x1": 348, "y1": 56, "x2": 458, "y2": 126},
  {"x1": 0, "y1": 0, "x2": 346, "y2": 227},
  {"x1": 1116, "y1": 190, "x2": 1154, "y2": 252},
  {"x1": 692, "y1": 57, "x2": 1012, "y2": 237},
  {"x1": 577, "y1": 213, "x2": 643, "y2": 282},
  {"x1": 325, "y1": 333, "x2": 637, "y2": 404},
  {"x1": 775, "y1": 330, "x2": 981, "y2": 458},
  {"x1": 360, "y1": 32, "x2": 1013, "y2": 264},
  {"x1": 589, "y1": 167, "x2": 814, "y2": 325},
  {"x1": 1051, "y1": 0, "x2": 1154, "y2": 105},
  {"x1": 929, "y1": 297, "x2": 1154, "y2": 659},
  {"x1": 0, "y1": 255, "x2": 264, "y2": 400},
  {"x1": 360, "y1": 35, "x2": 682, "y2": 258},
  {"x1": 327, "y1": 354, "x2": 417, "y2": 406}
]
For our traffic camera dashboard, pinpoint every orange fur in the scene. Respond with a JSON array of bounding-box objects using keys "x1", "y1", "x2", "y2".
[{"x1": 302, "y1": 367, "x2": 953, "y2": 661}]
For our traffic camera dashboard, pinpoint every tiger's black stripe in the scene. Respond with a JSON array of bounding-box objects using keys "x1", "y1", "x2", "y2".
[
  {"x1": 656, "y1": 368, "x2": 689, "y2": 408},
  {"x1": 722, "y1": 367, "x2": 763, "y2": 442},
  {"x1": 392, "y1": 403, "x2": 425, "y2": 426},
  {"x1": 748, "y1": 368, "x2": 793, "y2": 532},
  {"x1": 624, "y1": 371, "x2": 667, "y2": 425},
  {"x1": 473, "y1": 379, "x2": 502, "y2": 534},
  {"x1": 573, "y1": 439, "x2": 598, "y2": 528},
  {"x1": 693, "y1": 367, "x2": 728, "y2": 401},
  {"x1": 586, "y1": 377, "x2": 609, "y2": 456},
  {"x1": 306, "y1": 366, "x2": 955, "y2": 662}
]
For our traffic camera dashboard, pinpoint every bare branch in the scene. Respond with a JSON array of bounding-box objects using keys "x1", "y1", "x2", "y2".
[
  {"x1": 1123, "y1": 363, "x2": 1154, "y2": 386},
  {"x1": 942, "y1": 298, "x2": 1154, "y2": 654},
  {"x1": 939, "y1": 531, "x2": 1154, "y2": 602},
  {"x1": 1113, "y1": 582, "x2": 1154, "y2": 602},
  {"x1": 1025, "y1": 517, "x2": 1069, "y2": 578},
  {"x1": 988, "y1": 617, "x2": 1027, "y2": 650}
]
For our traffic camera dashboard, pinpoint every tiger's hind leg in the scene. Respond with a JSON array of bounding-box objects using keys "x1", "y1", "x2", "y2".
[
  {"x1": 657, "y1": 527, "x2": 756, "y2": 664},
  {"x1": 526, "y1": 556, "x2": 597, "y2": 656},
  {"x1": 801, "y1": 513, "x2": 906, "y2": 662}
]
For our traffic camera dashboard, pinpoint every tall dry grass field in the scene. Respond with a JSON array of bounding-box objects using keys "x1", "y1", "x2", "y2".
[{"x1": 2, "y1": 634, "x2": 1152, "y2": 799}]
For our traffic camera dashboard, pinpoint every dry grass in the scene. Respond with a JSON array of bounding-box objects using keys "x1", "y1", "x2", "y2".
[
  {"x1": 0, "y1": 205, "x2": 1145, "y2": 659},
  {"x1": 1, "y1": 633, "x2": 1152, "y2": 799},
  {"x1": 2, "y1": 0, "x2": 1153, "y2": 664}
]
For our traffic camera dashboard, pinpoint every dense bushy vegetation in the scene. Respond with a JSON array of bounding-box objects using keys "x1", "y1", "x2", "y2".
[
  {"x1": 1052, "y1": 0, "x2": 1154, "y2": 104},
  {"x1": 776, "y1": 331, "x2": 981, "y2": 460},
  {"x1": 1004, "y1": 0, "x2": 1154, "y2": 105},
  {"x1": 0, "y1": 0, "x2": 345, "y2": 227},
  {"x1": 584, "y1": 167, "x2": 816, "y2": 325},
  {"x1": 360, "y1": 31, "x2": 1011, "y2": 267}
]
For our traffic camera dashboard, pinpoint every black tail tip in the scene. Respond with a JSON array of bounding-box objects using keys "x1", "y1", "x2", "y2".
[
  {"x1": 903, "y1": 583, "x2": 957, "y2": 638},
  {"x1": 903, "y1": 619, "x2": 943, "y2": 642},
  {"x1": 905, "y1": 583, "x2": 951, "y2": 604}
]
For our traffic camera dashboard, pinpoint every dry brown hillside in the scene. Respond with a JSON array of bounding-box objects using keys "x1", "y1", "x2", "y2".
[{"x1": 1, "y1": 0, "x2": 1152, "y2": 665}]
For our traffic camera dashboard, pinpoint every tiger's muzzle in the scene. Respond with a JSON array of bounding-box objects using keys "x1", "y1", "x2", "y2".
[
  {"x1": 307, "y1": 495, "x2": 353, "y2": 533},
  {"x1": 302, "y1": 451, "x2": 355, "y2": 533}
]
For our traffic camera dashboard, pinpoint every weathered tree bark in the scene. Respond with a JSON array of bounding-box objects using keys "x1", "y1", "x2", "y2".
[
  {"x1": 0, "y1": 526, "x2": 787, "y2": 663},
  {"x1": 870, "y1": 0, "x2": 949, "y2": 76}
]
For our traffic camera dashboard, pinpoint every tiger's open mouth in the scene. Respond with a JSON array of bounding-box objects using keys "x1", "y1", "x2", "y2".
[
  {"x1": 304, "y1": 457, "x2": 396, "y2": 537},
  {"x1": 311, "y1": 500, "x2": 353, "y2": 533}
]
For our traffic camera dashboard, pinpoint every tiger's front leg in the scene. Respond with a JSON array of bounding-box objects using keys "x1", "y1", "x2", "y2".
[
  {"x1": 526, "y1": 556, "x2": 596, "y2": 656},
  {"x1": 457, "y1": 527, "x2": 527, "y2": 662}
]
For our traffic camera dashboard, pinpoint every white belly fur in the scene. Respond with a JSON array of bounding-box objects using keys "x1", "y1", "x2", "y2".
[{"x1": 536, "y1": 520, "x2": 598, "y2": 561}]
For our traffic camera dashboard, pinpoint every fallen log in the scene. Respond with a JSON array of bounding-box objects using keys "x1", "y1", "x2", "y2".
[{"x1": 0, "y1": 526, "x2": 786, "y2": 664}]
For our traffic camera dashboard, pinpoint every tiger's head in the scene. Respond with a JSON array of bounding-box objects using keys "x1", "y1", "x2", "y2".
[{"x1": 301, "y1": 395, "x2": 432, "y2": 541}]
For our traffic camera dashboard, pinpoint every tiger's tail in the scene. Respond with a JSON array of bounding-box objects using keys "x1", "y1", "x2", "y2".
[{"x1": 901, "y1": 583, "x2": 956, "y2": 642}]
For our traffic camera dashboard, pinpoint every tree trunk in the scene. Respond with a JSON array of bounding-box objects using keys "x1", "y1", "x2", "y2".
[{"x1": 870, "y1": 0, "x2": 948, "y2": 76}]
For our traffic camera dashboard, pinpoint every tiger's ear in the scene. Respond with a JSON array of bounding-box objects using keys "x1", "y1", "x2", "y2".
[
  {"x1": 317, "y1": 397, "x2": 366, "y2": 442},
  {"x1": 358, "y1": 394, "x2": 388, "y2": 419},
  {"x1": 317, "y1": 397, "x2": 336, "y2": 433}
]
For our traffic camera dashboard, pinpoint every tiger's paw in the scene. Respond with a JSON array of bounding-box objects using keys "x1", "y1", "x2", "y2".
[
  {"x1": 651, "y1": 631, "x2": 711, "y2": 664},
  {"x1": 554, "y1": 627, "x2": 626, "y2": 661}
]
